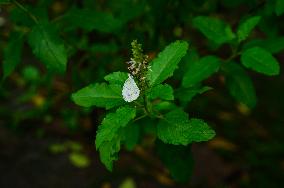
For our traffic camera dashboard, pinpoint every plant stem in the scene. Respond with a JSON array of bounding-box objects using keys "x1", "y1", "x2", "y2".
[
  {"x1": 133, "y1": 114, "x2": 147, "y2": 122},
  {"x1": 143, "y1": 95, "x2": 150, "y2": 115},
  {"x1": 12, "y1": 0, "x2": 39, "y2": 24}
]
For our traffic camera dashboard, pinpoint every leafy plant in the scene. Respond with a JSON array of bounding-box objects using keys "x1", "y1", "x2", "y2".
[
  {"x1": 71, "y1": 11, "x2": 281, "y2": 180},
  {"x1": 191, "y1": 14, "x2": 281, "y2": 108},
  {"x1": 72, "y1": 40, "x2": 216, "y2": 174}
]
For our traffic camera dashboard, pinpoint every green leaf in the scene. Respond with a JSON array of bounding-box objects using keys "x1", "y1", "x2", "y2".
[
  {"x1": 182, "y1": 56, "x2": 221, "y2": 87},
  {"x1": 22, "y1": 66, "x2": 40, "y2": 82},
  {"x1": 96, "y1": 106, "x2": 136, "y2": 170},
  {"x1": 10, "y1": 6, "x2": 35, "y2": 27},
  {"x1": 174, "y1": 49, "x2": 199, "y2": 80},
  {"x1": 147, "y1": 40, "x2": 188, "y2": 86},
  {"x1": 237, "y1": 16, "x2": 261, "y2": 42},
  {"x1": 61, "y1": 8, "x2": 122, "y2": 33},
  {"x1": 3, "y1": 32, "x2": 24, "y2": 79},
  {"x1": 107, "y1": 0, "x2": 146, "y2": 23},
  {"x1": 241, "y1": 47, "x2": 280, "y2": 75},
  {"x1": 28, "y1": 22, "x2": 67, "y2": 73},
  {"x1": 139, "y1": 118, "x2": 157, "y2": 135},
  {"x1": 122, "y1": 123, "x2": 140, "y2": 151},
  {"x1": 147, "y1": 84, "x2": 174, "y2": 101},
  {"x1": 157, "y1": 109, "x2": 215, "y2": 145},
  {"x1": 67, "y1": 141, "x2": 83, "y2": 152},
  {"x1": 157, "y1": 140, "x2": 194, "y2": 182},
  {"x1": 104, "y1": 72, "x2": 128, "y2": 85},
  {"x1": 243, "y1": 37, "x2": 284, "y2": 54},
  {"x1": 96, "y1": 106, "x2": 136, "y2": 149},
  {"x1": 118, "y1": 178, "x2": 136, "y2": 188},
  {"x1": 222, "y1": 62, "x2": 257, "y2": 108},
  {"x1": 49, "y1": 143, "x2": 66, "y2": 154},
  {"x1": 99, "y1": 137, "x2": 121, "y2": 171},
  {"x1": 89, "y1": 42, "x2": 119, "y2": 54},
  {"x1": 71, "y1": 83, "x2": 125, "y2": 109},
  {"x1": 69, "y1": 152, "x2": 90, "y2": 168},
  {"x1": 0, "y1": 0, "x2": 10, "y2": 4},
  {"x1": 175, "y1": 86, "x2": 212, "y2": 104},
  {"x1": 275, "y1": 0, "x2": 284, "y2": 16},
  {"x1": 153, "y1": 101, "x2": 178, "y2": 113},
  {"x1": 192, "y1": 16, "x2": 235, "y2": 44}
]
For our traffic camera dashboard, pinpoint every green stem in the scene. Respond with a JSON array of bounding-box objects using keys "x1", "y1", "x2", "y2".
[
  {"x1": 224, "y1": 43, "x2": 242, "y2": 63},
  {"x1": 13, "y1": 0, "x2": 39, "y2": 24},
  {"x1": 225, "y1": 51, "x2": 241, "y2": 63},
  {"x1": 133, "y1": 114, "x2": 147, "y2": 122},
  {"x1": 143, "y1": 95, "x2": 150, "y2": 115},
  {"x1": 51, "y1": 14, "x2": 65, "y2": 23},
  {"x1": 133, "y1": 101, "x2": 143, "y2": 108}
]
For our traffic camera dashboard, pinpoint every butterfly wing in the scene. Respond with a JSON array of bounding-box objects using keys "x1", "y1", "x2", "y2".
[{"x1": 122, "y1": 75, "x2": 140, "y2": 102}]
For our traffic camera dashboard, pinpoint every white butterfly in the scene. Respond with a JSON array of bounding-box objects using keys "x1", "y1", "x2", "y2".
[{"x1": 122, "y1": 74, "x2": 140, "y2": 102}]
